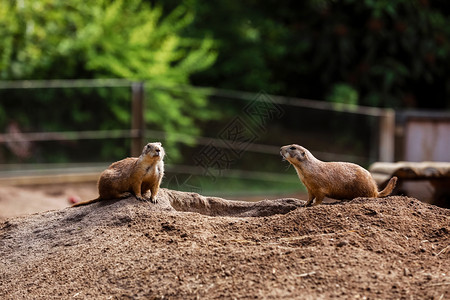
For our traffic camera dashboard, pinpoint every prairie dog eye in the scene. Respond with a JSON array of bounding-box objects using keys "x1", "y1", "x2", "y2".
[{"x1": 289, "y1": 146, "x2": 296, "y2": 150}]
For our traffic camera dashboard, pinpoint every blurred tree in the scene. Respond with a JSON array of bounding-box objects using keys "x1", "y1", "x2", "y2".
[
  {"x1": 161, "y1": 0, "x2": 450, "y2": 109},
  {"x1": 0, "y1": 0, "x2": 217, "y2": 161},
  {"x1": 283, "y1": 0, "x2": 450, "y2": 109}
]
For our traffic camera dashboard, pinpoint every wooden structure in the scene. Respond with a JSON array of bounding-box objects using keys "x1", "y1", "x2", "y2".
[
  {"x1": 370, "y1": 161, "x2": 450, "y2": 207},
  {"x1": 130, "y1": 82, "x2": 146, "y2": 157},
  {"x1": 0, "y1": 79, "x2": 146, "y2": 157},
  {"x1": 404, "y1": 115, "x2": 450, "y2": 162}
]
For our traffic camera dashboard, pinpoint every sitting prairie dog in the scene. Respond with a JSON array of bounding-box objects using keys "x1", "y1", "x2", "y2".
[
  {"x1": 280, "y1": 144, "x2": 397, "y2": 206},
  {"x1": 72, "y1": 142, "x2": 165, "y2": 207}
]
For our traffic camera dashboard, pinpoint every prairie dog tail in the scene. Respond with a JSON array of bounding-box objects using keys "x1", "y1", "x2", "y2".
[
  {"x1": 377, "y1": 176, "x2": 398, "y2": 197},
  {"x1": 71, "y1": 197, "x2": 101, "y2": 207}
]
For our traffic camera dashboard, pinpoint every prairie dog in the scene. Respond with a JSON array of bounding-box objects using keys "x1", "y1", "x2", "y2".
[
  {"x1": 72, "y1": 142, "x2": 165, "y2": 207},
  {"x1": 280, "y1": 144, "x2": 397, "y2": 206}
]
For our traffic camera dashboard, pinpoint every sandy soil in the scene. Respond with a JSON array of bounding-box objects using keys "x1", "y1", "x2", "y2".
[
  {"x1": 0, "y1": 187, "x2": 449, "y2": 299},
  {"x1": 0, "y1": 183, "x2": 98, "y2": 221},
  {"x1": 0, "y1": 183, "x2": 309, "y2": 220}
]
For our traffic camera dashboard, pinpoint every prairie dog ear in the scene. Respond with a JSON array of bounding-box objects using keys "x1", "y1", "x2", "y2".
[{"x1": 295, "y1": 149, "x2": 307, "y2": 161}]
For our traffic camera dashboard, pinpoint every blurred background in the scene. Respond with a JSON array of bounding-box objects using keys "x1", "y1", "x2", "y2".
[{"x1": 0, "y1": 0, "x2": 449, "y2": 217}]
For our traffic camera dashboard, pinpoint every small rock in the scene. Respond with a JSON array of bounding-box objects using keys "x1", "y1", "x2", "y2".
[
  {"x1": 161, "y1": 222, "x2": 175, "y2": 231},
  {"x1": 336, "y1": 240, "x2": 349, "y2": 247}
]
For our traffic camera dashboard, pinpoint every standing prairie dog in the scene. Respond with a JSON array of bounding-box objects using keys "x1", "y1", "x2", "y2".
[
  {"x1": 72, "y1": 142, "x2": 165, "y2": 207},
  {"x1": 280, "y1": 144, "x2": 397, "y2": 206}
]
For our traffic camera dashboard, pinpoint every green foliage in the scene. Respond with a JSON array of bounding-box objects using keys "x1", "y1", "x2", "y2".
[
  {"x1": 0, "y1": 0, "x2": 216, "y2": 80},
  {"x1": 0, "y1": 0, "x2": 217, "y2": 162},
  {"x1": 166, "y1": 0, "x2": 450, "y2": 109},
  {"x1": 326, "y1": 83, "x2": 359, "y2": 111}
]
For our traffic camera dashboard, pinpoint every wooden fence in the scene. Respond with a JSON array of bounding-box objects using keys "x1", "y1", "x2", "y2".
[{"x1": 0, "y1": 79, "x2": 396, "y2": 186}]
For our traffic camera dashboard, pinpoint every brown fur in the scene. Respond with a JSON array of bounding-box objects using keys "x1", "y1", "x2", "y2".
[
  {"x1": 280, "y1": 144, "x2": 397, "y2": 206},
  {"x1": 72, "y1": 142, "x2": 165, "y2": 207}
]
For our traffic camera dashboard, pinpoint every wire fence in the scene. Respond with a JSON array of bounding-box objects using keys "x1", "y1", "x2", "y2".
[{"x1": 0, "y1": 79, "x2": 395, "y2": 197}]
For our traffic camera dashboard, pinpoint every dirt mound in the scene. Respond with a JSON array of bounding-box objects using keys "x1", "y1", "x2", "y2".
[{"x1": 0, "y1": 189, "x2": 449, "y2": 299}]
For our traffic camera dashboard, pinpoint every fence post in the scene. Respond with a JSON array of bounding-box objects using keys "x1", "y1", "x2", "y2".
[
  {"x1": 131, "y1": 82, "x2": 145, "y2": 157},
  {"x1": 378, "y1": 109, "x2": 395, "y2": 162}
]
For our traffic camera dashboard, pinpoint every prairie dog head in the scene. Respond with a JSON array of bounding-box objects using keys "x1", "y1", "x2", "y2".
[
  {"x1": 280, "y1": 144, "x2": 311, "y2": 165},
  {"x1": 142, "y1": 142, "x2": 165, "y2": 161}
]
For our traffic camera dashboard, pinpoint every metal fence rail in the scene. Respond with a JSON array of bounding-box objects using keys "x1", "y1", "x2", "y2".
[{"x1": 0, "y1": 79, "x2": 395, "y2": 189}]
